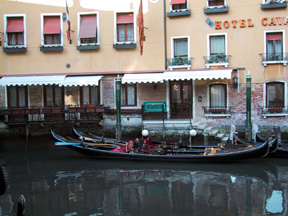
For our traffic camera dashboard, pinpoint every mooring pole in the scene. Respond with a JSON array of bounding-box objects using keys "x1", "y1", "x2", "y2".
[
  {"x1": 246, "y1": 71, "x2": 252, "y2": 141},
  {"x1": 115, "y1": 75, "x2": 122, "y2": 140}
]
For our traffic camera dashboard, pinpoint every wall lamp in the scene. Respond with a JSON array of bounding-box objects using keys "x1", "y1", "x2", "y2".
[{"x1": 232, "y1": 75, "x2": 238, "y2": 88}]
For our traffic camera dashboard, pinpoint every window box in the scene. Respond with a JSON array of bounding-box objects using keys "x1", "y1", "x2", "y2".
[
  {"x1": 4, "y1": 47, "x2": 27, "y2": 53},
  {"x1": 261, "y1": 1, "x2": 287, "y2": 9},
  {"x1": 167, "y1": 10, "x2": 191, "y2": 17},
  {"x1": 40, "y1": 46, "x2": 63, "y2": 52},
  {"x1": 77, "y1": 45, "x2": 100, "y2": 51},
  {"x1": 208, "y1": 108, "x2": 227, "y2": 113},
  {"x1": 113, "y1": 43, "x2": 136, "y2": 49},
  {"x1": 204, "y1": 6, "x2": 229, "y2": 14}
]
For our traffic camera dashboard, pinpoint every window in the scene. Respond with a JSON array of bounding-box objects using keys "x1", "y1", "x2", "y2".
[
  {"x1": 78, "y1": 13, "x2": 98, "y2": 45},
  {"x1": 171, "y1": 0, "x2": 188, "y2": 10},
  {"x1": 41, "y1": 14, "x2": 62, "y2": 46},
  {"x1": 4, "y1": 14, "x2": 26, "y2": 51},
  {"x1": 170, "y1": 37, "x2": 191, "y2": 68},
  {"x1": 210, "y1": 35, "x2": 225, "y2": 56},
  {"x1": 81, "y1": 86, "x2": 100, "y2": 105},
  {"x1": 209, "y1": 84, "x2": 227, "y2": 108},
  {"x1": 121, "y1": 83, "x2": 137, "y2": 106},
  {"x1": 207, "y1": 0, "x2": 226, "y2": 7},
  {"x1": 7, "y1": 86, "x2": 28, "y2": 108},
  {"x1": 266, "y1": 82, "x2": 284, "y2": 109},
  {"x1": 174, "y1": 38, "x2": 188, "y2": 58},
  {"x1": 266, "y1": 32, "x2": 283, "y2": 61},
  {"x1": 44, "y1": 85, "x2": 64, "y2": 107},
  {"x1": 206, "y1": 33, "x2": 228, "y2": 67},
  {"x1": 116, "y1": 13, "x2": 134, "y2": 43}
]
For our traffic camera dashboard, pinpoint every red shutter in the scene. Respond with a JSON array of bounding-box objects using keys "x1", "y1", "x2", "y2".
[
  {"x1": 79, "y1": 15, "x2": 97, "y2": 38},
  {"x1": 267, "y1": 33, "x2": 282, "y2": 40},
  {"x1": 171, "y1": 0, "x2": 186, "y2": 4},
  {"x1": 7, "y1": 17, "x2": 24, "y2": 32},
  {"x1": 117, "y1": 13, "x2": 133, "y2": 23},
  {"x1": 44, "y1": 16, "x2": 60, "y2": 34}
]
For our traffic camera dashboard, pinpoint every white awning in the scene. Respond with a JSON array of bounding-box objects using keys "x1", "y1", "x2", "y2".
[
  {"x1": 162, "y1": 69, "x2": 233, "y2": 81},
  {"x1": 121, "y1": 73, "x2": 164, "y2": 84},
  {"x1": 0, "y1": 75, "x2": 66, "y2": 86},
  {"x1": 62, "y1": 76, "x2": 103, "y2": 86}
]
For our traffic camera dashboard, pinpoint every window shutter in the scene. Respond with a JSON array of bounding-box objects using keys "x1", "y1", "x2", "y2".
[
  {"x1": 79, "y1": 15, "x2": 97, "y2": 38},
  {"x1": 44, "y1": 16, "x2": 60, "y2": 34},
  {"x1": 7, "y1": 17, "x2": 24, "y2": 32}
]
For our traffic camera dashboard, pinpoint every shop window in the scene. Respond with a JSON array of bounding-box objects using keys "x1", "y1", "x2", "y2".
[
  {"x1": 121, "y1": 83, "x2": 137, "y2": 106},
  {"x1": 81, "y1": 86, "x2": 100, "y2": 105},
  {"x1": 266, "y1": 82, "x2": 284, "y2": 111},
  {"x1": 44, "y1": 85, "x2": 64, "y2": 107},
  {"x1": 7, "y1": 86, "x2": 28, "y2": 108}
]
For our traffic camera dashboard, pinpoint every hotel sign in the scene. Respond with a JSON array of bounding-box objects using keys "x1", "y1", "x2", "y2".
[{"x1": 214, "y1": 16, "x2": 288, "y2": 30}]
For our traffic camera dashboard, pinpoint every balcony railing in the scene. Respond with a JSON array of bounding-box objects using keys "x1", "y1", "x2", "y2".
[
  {"x1": 261, "y1": 53, "x2": 288, "y2": 66},
  {"x1": 202, "y1": 106, "x2": 232, "y2": 118},
  {"x1": 204, "y1": 54, "x2": 230, "y2": 68},
  {"x1": 0, "y1": 105, "x2": 110, "y2": 123},
  {"x1": 167, "y1": 57, "x2": 192, "y2": 69}
]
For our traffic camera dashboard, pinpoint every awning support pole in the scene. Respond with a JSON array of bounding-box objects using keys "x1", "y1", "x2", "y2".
[{"x1": 115, "y1": 75, "x2": 122, "y2": 140}]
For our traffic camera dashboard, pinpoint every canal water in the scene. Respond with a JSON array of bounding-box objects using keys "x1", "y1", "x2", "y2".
[{"x1": 0, "y1": 138, "x2": 287, "y2": 216}]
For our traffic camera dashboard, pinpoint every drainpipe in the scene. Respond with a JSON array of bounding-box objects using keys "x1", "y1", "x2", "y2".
[
  {"x1": 115, "y1": 75, "x2": 122, "y2": 140},
  {"x1": 163, "y1": 0, "x2": 167, "y2": 70},
  {"x1": 246, "y1": 71, "x2": 252, "y2": 141}
]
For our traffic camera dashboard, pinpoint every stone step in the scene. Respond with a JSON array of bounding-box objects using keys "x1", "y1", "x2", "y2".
[
  {"x1": 216, "y1": 133, "x2": 225, "y2": 139},
  {"x1": 209, "y1": 129, "x2": 219, "y2": 136}
]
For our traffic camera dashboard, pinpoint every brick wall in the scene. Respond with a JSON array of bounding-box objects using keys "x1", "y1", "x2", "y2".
[{"x1": 0, "y1": 86, "x2": 5, "y2": 107}]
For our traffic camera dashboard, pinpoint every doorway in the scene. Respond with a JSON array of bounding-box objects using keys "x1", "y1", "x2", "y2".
[{"x1": 170, "y1": 80, "x2": 192, "y2": 119}]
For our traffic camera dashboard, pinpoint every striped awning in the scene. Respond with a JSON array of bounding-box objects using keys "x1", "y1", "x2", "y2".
[
  {"x1": 121, "y1": 73, "x2": 164, "y2": 84},
  {"x1": 162, "y1": 69, "x2": 233, "y2": 81},
  {"x1": 0, "y1": 75, "x2": 66, "y2": 86},
  {"x1": 62, "y1": 76, "x2": 103, "y2": 86}
]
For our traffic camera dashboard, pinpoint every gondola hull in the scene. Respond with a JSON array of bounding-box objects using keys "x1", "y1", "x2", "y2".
[{"x1": 52, "y1": 130, "x2": 269, "y2": 162}]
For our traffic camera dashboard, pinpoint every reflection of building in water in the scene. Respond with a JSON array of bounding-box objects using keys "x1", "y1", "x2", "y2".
[{"x1": 1, "y1": 166, "x2": 288, "y2": 215}]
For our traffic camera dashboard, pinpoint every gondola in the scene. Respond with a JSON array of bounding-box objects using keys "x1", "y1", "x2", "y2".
[
  {"x1": 256, "y1": 133, "x2": 288, "y2": 157},
  {"x1": 72, "y1": 127, "x2": 126, "y2": 145},
  {"x1": 51, "y1": 130, "x2": 270, "y2": 162}
]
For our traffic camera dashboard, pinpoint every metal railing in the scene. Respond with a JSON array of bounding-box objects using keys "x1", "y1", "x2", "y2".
[
  {"x1": 204, "y1": 54, "x2": 230, "y2": 65},
  {"x1": 167, "y1": 57, "x2": 192, "y2": 67},
  {"x1": 261, "y1": 53, "x2": 287, "y2": 62},
  {"x1": 0, "y1": 105, "x2": 110, "y2": 123},
  {"x1": 202, "y1": 106, "x2": 232, "y2": 115}
]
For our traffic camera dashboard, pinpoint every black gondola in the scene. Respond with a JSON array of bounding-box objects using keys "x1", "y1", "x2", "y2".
[{"x1": 52, "y1": 130, "x2": 269, "y2": 162}]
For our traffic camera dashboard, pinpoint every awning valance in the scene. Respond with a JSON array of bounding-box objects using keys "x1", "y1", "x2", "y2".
[
  {"x1": 0, "y1": 75, "x2": 66, "y2": 86},
  {"x1": 162, "y1": 69, "x2": 233, "y2": 81},
  {"x1": 121, "y1": 73, "x2": 164, "y2": 84},
  {"x1": 62, "y1": 76, "x2": 103, "y2": 86}
]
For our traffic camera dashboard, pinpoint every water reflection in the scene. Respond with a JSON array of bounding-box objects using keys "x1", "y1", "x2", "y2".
[{"x1": 0, "y1": 141, "x2": 288, "y2": 216}]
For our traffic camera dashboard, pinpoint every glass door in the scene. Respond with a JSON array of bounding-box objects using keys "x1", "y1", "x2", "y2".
[{"x1": 170, "y1": 81, "x2": 192, "y2": 119}]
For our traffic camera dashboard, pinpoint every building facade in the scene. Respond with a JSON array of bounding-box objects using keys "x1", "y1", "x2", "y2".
[{"x1": 0, "y1": 0, "x2": 287, "y2": 133}]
